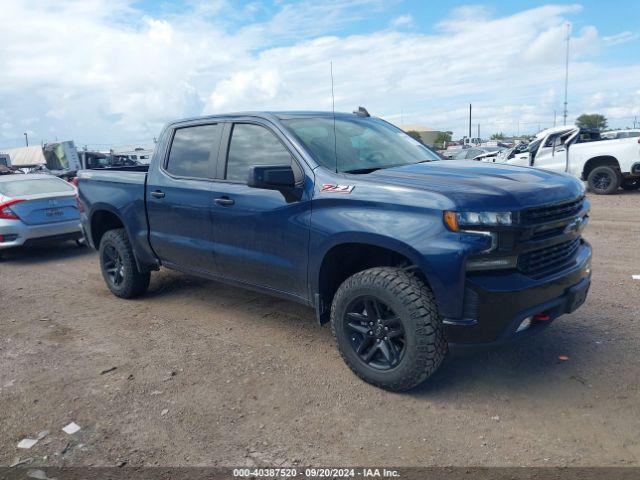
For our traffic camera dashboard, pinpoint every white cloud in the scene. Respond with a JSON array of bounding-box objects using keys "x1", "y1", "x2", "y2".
[
  {"x1": 0, "y1": 0, "x2": 639, "y2": 148},
  {"x1": 524, "y1": 24, "x2": 600, "y2": 63},
  {"x1": 390, "y1": 14, "x2": 413, "y2": 29},
  {"x1": 208, "y1": 70, "x2": 281, "y2": 110},
  {"x1": 603, "y1": 31, "x2": 639, "y2": 46},
  {"x1": 435, "y1": 5, "x2": 495, "y2": 32}
]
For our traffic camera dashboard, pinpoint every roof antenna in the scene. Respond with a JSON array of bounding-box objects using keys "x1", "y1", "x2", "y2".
[{"x1": 331, "y1": 61, "x2": 338, "y2": 174}]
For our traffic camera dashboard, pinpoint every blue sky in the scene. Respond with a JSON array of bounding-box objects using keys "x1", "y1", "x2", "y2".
[{"x1": 1, "y1": 0, "x2": 639, "y2": 149}]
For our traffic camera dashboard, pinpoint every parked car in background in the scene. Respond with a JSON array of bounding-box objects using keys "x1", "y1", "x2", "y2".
[
  {"x1": 78, "y1": 110, "x2": 591, "y2": 391},
  {"x1": 0, "y1": 141, "x2": 81, "y2": 174},
  {"x1": 439, "y1": 145, "x2": 463, "y2": 159},
  {"x1": 0, "y1": 174, "x2": 83, "y2": 259},
  {"x1": 450, "y1": 146, "x2": 501, "y2": 160},
  {"x1": 496, "y1": 126, "x2": 640, "y2": 194},
  {"x1": 481, "y1": 141, "x2": 537, "y2": 164},
  {"x1": 601, "y1": 129, "x2": 640, "y2": 140}
]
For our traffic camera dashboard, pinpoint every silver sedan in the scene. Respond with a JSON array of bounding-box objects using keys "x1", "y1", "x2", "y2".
[{"x1": 0, "y1": 174, "x2": 82, "y2": 258}]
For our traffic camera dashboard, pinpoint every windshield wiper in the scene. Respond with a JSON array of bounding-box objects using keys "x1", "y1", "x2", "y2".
[{"x1": 344, "y1": 167, "x2": 383, "y2": 174}]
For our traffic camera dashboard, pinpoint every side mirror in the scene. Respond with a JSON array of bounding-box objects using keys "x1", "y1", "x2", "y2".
[{"x1": 247, "y1": 165, "x2": 296, "y2": 190}]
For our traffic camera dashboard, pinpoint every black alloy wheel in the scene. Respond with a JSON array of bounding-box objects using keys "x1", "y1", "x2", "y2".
[
  {"x1": 587, "y1": 166, "x2": 620, "y2": 195},
  {"x1": 102, "y1": 244, "x2": 125, "y2": 287},
  {"x1": 331, "y1": 267, "x2": 447, "y2": 391},
  {"x1": 344, "y1": 296, "x2": 405, "y2": 370},
  {"x1": 98, "y1": 228, "x2": 150, "y2": 298},
  {"x1": 592, "y1": 171, "x2": 612, "y2": 191}
]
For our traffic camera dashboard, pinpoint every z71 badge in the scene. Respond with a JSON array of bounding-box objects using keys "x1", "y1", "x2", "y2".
[{"x1": 321, "y1": 184, "x2": 355, "y2": 194}]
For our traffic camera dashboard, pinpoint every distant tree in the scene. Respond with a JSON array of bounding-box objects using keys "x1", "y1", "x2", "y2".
[
  {"x1": 406, "y1": 130, "x2": 424, "y2": 143},
  {"x1": 434, "y1": 131, "x2": 452, "y2": 148},
  {"x1": 576, "y1": 113, "x2": 608, "y2": 131},
  {"x1": 490, "y1": 132, "x2": 506, "y2": 140}
]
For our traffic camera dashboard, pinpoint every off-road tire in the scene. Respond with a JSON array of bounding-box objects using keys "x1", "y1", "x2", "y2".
[
  {"x1": 99, "y1": 228, "x2": 150, "y2": 298},
  {"x1": 587, "y1": 166, "x2": 621, "y2": 195},
  {"x1": 331, "y1": 267, "x2": 447, "y2": 391},
  {"x1": 621, "y1": 178, "x2": 640, "y2": 191}
]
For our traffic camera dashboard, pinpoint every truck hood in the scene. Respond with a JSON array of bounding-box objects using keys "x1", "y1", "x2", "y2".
[{"x1": 366, "y1": 160, "x2": 583, "y2": 209}]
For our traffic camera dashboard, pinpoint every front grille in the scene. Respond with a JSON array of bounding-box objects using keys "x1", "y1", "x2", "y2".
[
  {"x1": 520, "y1": 197, "x2": 584, "y2": 225},
  {"x1": 518, "y1": 238, "x2": 581, "y2": 278},
  {"x1": 530, "y1": 225, "x2": 566, "y2": 241}
]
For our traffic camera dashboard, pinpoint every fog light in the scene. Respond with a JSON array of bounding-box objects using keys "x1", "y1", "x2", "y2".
[
  {"x1": 466, "y1": 256, "x2": 517, "y2": 271},
  {"x1": 517, "y1": 316, "x2": 533, "y2": 332}
]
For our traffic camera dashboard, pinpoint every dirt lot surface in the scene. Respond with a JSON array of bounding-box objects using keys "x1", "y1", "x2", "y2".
[{"x1": 1, "y1": 192, "x2": 639, "y2": 468}]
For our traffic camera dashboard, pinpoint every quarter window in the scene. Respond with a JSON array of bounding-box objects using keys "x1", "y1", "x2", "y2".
[
  {"x1": 226, "y1": 124, "x2": 292, "y2": 182},
  {"x1": 166, "y1": 123, "x2": 223, "y2": 179}
]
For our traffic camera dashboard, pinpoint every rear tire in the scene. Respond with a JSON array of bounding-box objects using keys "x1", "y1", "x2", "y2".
[
  {"x1": 331, "y1": 267, "x2": 447, "y2": 391},
  {"x1": 621, "y1": 178, "x2": 640, "y2": 191},
  {"x1": 587, "y1": 166, "x2": 621, "y2": 194},
  {"x1": 99, "y1": 228, "x2": 150, "y2": 298}
]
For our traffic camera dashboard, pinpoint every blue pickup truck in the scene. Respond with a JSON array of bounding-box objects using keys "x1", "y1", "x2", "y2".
[{"x1": 78, "y1": 110, "x2": 592, "y2": 391}]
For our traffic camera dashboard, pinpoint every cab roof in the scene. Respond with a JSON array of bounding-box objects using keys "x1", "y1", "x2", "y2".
[{"x1": 167, "y1": 110, "x2": 372, "y2": 127}]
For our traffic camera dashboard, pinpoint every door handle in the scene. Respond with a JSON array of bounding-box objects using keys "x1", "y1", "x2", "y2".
[
  {"x1": 214, "y1": 197, "x2": 235, "y2": 206},
  {"x1": 151, "y1": 190, "x2": 165, "y2": 198}
]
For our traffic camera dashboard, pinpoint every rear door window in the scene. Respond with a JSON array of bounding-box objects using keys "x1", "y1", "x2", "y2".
[
  {"x1": 165, "y1": 123, "x2": 223, "y2": 179},
  {"x1": 225, "y1": 123, "x2": 293, "y2": 182}
]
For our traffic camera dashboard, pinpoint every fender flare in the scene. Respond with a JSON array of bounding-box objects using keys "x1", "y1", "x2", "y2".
[{"x1": 309, "y1": 231, "x2": 438, "y2": 301}]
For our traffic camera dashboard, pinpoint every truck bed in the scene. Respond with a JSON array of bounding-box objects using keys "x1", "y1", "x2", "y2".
[{"x1": 77, "y1": 167, "x2": 157, "y2": 269}]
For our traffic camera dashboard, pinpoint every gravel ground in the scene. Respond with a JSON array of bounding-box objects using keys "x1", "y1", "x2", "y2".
[{"x1": 1, "y1": 191, "x2": 639, "y2": 468}]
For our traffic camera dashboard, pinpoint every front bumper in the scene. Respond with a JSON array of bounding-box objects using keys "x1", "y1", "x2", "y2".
[
  {"x1": 444, "y1": 241, "x2": 592, "y2": 345},
  {"x1": 0, "y1": 218, "x2": 82, "y2": 250}
]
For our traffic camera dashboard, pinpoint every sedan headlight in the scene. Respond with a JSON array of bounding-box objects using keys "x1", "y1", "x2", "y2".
[{"x1": 444, "y1": 211, "x2": 512, "y2": 231}]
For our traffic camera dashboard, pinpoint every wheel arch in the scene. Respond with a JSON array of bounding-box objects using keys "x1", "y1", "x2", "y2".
[
  {"x1": 582, "y1": 155, "x2": 620, "y2": 180},
  {"x1": 89, "y1": 205, "x2": 126, "y2": 249},
  {"x1": 312, "y1": 234, "x2": 433, "y2": 324}
]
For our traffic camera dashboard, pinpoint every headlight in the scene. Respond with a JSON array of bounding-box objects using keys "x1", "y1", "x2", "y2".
[{"x1": 443, "y1": 211, "x2": 512, "y2": 231}]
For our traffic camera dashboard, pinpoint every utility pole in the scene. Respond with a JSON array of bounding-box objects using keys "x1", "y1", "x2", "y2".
[
  {"x1": 563, "y1": 22, "x2": 571, "y2": 126},
  {"x1": 468, "y1": 104, "x2": 472, "y2": 138},
  {"x1": 477, "y1": 123, "x2": 480, "y2": 139},
  {"x1": 23, "y1": 132, "x2": 29, "y2": 146}
]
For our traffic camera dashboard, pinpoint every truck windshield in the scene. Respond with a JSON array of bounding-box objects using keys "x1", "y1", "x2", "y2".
[{"x1": 281, "y1": 116, "x2": 441, "y2": 173}]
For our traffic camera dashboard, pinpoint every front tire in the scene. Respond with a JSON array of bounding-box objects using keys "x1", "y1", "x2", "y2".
[
  {"x1": 99, "y1": 228, "x2": 150, "y2": 298},
  {"x1": 587, "y1": 166, "x2": 621, "y2": 194},
  {"x1": 331, "y1": 267, "x2": 447, "y2": 391}
]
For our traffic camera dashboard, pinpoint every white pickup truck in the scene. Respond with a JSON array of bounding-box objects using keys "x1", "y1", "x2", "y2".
[{"x1": 494, "y1": 126, "x2": 640, "y2": 194}]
